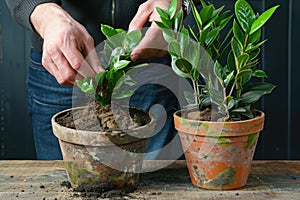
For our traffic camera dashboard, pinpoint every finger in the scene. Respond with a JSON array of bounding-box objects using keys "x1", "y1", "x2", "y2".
[
  {"x1": 131, "y1": 26, "x2": 168, "y2": 61},
  {"x1": 45, "y1": 50, "x2": 79, "y2": 85},
  {"x1": 128, "y1": 3, "x2": 152, "y2": 31},
  {"x1": 61, "y1": 45, "x2": 96, "y2": 78},
  {"x1": 82, "y1": 42, "x2": 103, "y2": 73}
]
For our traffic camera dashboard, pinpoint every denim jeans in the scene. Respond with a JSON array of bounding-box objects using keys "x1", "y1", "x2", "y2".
[{"x1": 27, "y1": 48, "x2": 182, "y2": 160}]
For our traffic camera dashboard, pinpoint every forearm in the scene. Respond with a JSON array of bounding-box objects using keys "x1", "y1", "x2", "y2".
[{"x1": 5, "y1": 0, "x2": 60, "y2": 32}]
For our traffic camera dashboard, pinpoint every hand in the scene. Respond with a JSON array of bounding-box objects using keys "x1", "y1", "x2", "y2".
[
  {"x1": 30, "y1": 3, "x2": 102, "y2": 85},
  {"x1": 129, "y1": 0, "x2": 182, "y2": 62}
]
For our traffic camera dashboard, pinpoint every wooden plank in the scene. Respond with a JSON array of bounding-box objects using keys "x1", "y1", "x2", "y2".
[{"x1": 0, "y1": 160, "x2": 299, "y2": 199}]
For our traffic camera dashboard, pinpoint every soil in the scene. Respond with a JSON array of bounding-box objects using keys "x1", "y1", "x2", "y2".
[
  {"x1": 56, "y1": 102, "x2": 151, "y2": 131},
  {"x1": 73, "y1": 181, "x2": 136, "y2": 199},
  {"x1": 185, "y1": 107, "x2": 255, "y2": 122},
  {"x1": 59, "y1": 180, "x2": 134, "y2": 199}
]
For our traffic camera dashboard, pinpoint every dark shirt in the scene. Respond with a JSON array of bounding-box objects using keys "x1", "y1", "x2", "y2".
[{"x1": 5, "y1": 0, "x2": 145, "y2": 53}]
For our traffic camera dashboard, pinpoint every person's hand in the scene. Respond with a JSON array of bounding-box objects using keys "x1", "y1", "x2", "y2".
[
  {"x1": 30, "y1": 3, "x2": 102, "y2": 85},
  {"x1": 128, "y1": 0, "x2": 182, "y2": 62}
]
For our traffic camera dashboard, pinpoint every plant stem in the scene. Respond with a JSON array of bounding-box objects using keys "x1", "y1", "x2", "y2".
[{"x1": 192, "y1": 79, "x2": 200, "y2": 105}]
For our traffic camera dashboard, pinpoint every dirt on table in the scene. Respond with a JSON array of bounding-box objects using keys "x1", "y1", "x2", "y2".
[{"x1": 73, "y1": 181, "x2": 136, "y2": 199}]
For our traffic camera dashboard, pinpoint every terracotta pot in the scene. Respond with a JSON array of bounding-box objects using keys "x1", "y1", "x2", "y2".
[
  {"x1": 174, "y1": 109, "x2": 265, "y2": 190},
  {"x1": 51, "y1": 106, "x2": 154, "y2": 188}
]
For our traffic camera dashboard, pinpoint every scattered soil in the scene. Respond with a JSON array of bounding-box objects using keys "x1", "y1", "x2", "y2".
[
  {"x1": 56, "y1": 102, "x2": 150, "y2": 131},
  {"x1": 60, "y1": 180, "x2": 134, "y2": 199},
  {"x1": 73, "y1": 181, "x2": 135, "y2": 199}
]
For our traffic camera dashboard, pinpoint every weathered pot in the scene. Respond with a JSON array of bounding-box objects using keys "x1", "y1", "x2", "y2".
[
  {"x1": 51, "y1": 106, "x2": 154, "y2": 188},
  {"x1": 174, "y1": 109, "x2": 265, "y2": 190}
]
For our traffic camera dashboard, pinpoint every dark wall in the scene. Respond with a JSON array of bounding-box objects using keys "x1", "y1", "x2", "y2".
[
  {"x1": 0, "y1": 1, "x2": 36, "y2": 159},
  {"x1": 0, "y1": 0, "x2": 299, "y2": 160}
]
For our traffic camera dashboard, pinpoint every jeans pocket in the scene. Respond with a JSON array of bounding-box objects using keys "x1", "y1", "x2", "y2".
[{"x1": 30, "y1": 47, "x2": 44, "y2": 70}]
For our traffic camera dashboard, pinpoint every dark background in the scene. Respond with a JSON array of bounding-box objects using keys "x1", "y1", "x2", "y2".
[{"x1": 1, "y1": 0, "x2": 299, "y2": 160}]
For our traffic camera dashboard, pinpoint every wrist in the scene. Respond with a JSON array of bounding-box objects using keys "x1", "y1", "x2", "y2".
[{"x1": 30, "y1": 3, "x2": 69, "y2": 38}]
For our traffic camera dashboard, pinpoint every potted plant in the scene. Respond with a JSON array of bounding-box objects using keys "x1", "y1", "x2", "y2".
[
  {"x1": 51, "y1": 24, "x2": 154, "y2": 193},
  {"x1": 156, "y1": 0, "x2": 279, "y2": 189}
]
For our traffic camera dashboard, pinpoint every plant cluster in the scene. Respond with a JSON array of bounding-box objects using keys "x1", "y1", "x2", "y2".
[
  {"x1": 156, "y1": 0, "x2": 278, "y2": 121},
  {"x1": 76, "y1": 24, "x2": 146, "y2": 107}
]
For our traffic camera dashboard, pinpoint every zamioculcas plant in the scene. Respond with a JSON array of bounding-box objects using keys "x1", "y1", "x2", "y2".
[
  {"x1": 76, "y1": 24, "x2": 147, "y2": 107},
  {"x1": 155, "y1": 0, "x2": 279, "y2": 190},
  {"x1": 51, "y1": 24, "x2": 154, "y2": 191},
  {"x1": 156, "y1": 0, "x2": 279, "y2": 121}
]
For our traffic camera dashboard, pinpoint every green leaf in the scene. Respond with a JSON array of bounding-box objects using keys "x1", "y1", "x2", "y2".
[
  {"x1": 175, "y1": 58, "x2": 193, "y2": 74},
  {"x1": 239, "y1": 91, "x2": 265, "y2": 106},
  {"x1": 101, "y1": 24, "x2": 119, "y2": 38},
  {"x1": 226, "y1": 96, "x2": 235, "y2": 110},
  {"x1": 190, "y1": 0, "x2": 202, "y2": 29},
  {"x1": 233, "y1": 20, "x2": 245, "y2": 46},
  {"x1": 214, "y1": 61, "x2": 225, "y2": 87},
  {"x1": 168, "y1": 0, "x2": 178, "y2": 18},
  {"x1": 248, "y1": 48, "x2": 260, "y2": 61},
  {"x1": 174, "y1": 9, "x2": 183, "y2": 32},
  {"x1": 248, "y1": 29, "x2": 261, "y2": 44},
  {"x1": 245, "y1": 39, "x2": 267, "y2": 52},
  {"x1": 113, "y1": 60, "x2": 131, "y2": 70},
  {"x1": 168, "y1": 41, "x2": 181, "y2": 57},
  {"x1": 235, "y1": 0, "x2": 256, "y2": 33},
  {"x1": 95, "y1": 71, "x2": 107, "y2": 87},
  {"x1": 161, "y1": 27, "x2": 176, "y2": 43},
  {"x1": 231, "y1": 38, "x2": 242, "y2": 58},
  {"x1": 242, "y1": 73, "x2": 252, "y2": 85},
  {"x1": 171, "y1": 57, "x2": 190, "y2": 78},
  {"x1": 127, "y1": 30, "x2": 142, "y2": 44},
  {"x1": 227, "y1": 51, "x2": 235, "y2": 72},
  {"x1": 155, "y1": 20, "x2": 168, "y2": 29},
  {"x1": 200, "y1": 5, "x2": 214, "y2": 25},
  {"x1": 249, "y1": 5, "x2": 279, "y2": 35},
  {"x1": 200, "y1": 0, "x2": 207, "y2": 8},
  {"x1": 205, "y1": 28, "x2": 220, "y2": 47},
  {"x1": 183, "y1": 41, "x2": 200, "y2": 68},
  {"x1": 108, "y1": 32, "x2": 126, "y2": 49},
  {"x1": 179, "y1": 27, "x2": 190, "y2": 52},
  {"x1": 253, "y1": 70, "x2": 268, "y2": 78},
  {"x1": 231, "y1": 107, "x2": 246, "y2": 113},
  {"x1": 76, "y1": 77, "x2": 95, "y2": 95},
  {"x1": 237, "y1": 53, "x2": 250, "y2": 69},
  {"x1": 236, "y1": 69, "x2": 252, "y2": 80},
  {"x1": 224, "y1": 71, "x2": 235, "y2": 87},
  {"x1": 243, "y1": 82, "x2": 276, "y2": 94},
  {"x1": 156, "y1": 7, "x2": 170, "y2": 21}
]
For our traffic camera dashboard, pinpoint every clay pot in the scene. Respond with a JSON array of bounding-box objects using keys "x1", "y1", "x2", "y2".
[
  {"x1": 51, "y1": 106, "x2": 154, "y2": 188},
  {"x1": 174, "y1": 109, "x2": 265, "y2": 190}
]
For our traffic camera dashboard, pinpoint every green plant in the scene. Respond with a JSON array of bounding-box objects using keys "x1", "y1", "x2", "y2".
[
  {"x1": 76, "y1": 24, "x2": 147, "y2": 107},
  {"x1": 156, "y1": 0, "x2": 279, "y2": 121}
]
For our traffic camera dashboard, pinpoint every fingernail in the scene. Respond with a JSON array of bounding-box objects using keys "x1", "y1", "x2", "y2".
[{"x1": 131, "y1": 54, "x2": 138, "y2": 62}]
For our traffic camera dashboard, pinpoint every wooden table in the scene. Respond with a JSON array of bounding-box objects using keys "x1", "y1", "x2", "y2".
[{"x1": 0, "y1": 160, "x2": 299, "y2": 199}]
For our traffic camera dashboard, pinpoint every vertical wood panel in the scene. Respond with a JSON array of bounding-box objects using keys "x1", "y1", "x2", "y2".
[
  {"x1": 290, "y1": 0, "x2": 300, "y2": 159},
  {"x1": 263, "y1": 0, "x2": 289, "y2": 159},
  {"x1": 0, "y1": 2, "x2": 36, "y2": 159}
]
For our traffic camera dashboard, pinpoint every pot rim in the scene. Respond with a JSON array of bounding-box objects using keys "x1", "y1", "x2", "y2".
[
  {"x1": 174, "y1": 109, "x2": 265, "y2": 137},
  {"x1": 51, "y1": 106, "x2": 155, "y2": 146},
  {"x1": 174, "y1": 108, "x2": 265, "y2": 125}
]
